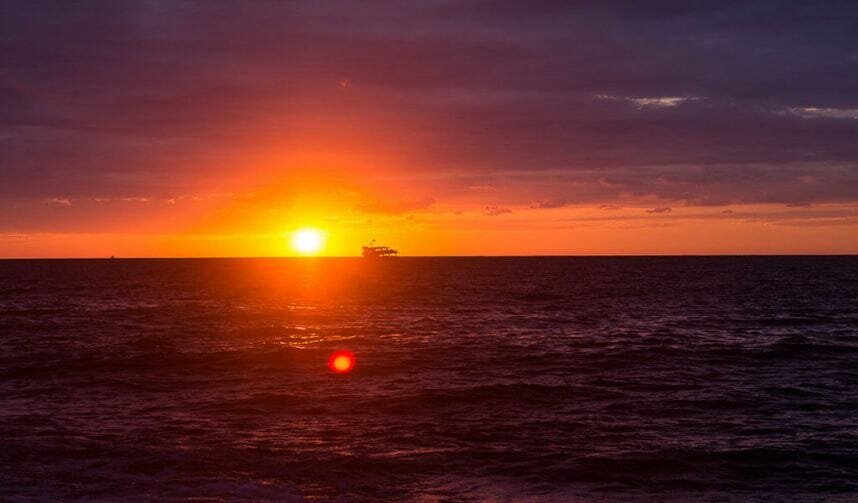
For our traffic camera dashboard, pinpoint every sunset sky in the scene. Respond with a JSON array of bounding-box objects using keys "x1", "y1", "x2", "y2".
[{"x1": 2, "y1": 1, "x2": 858, "y2": 257}]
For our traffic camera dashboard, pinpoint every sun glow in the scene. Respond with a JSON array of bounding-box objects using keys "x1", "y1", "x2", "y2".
[{"x1": 291, "y1": 228, "x2": 325, "y2": 255}]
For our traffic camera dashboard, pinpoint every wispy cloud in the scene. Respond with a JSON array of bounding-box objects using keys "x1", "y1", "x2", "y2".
[
  {"x1": 483, "y1": 206, "x2": 512, "y2": 216},
  {"x1": 354, "y1": 198, "x2": 435, "y2": 215},
  {"x1": 597, "y1": 94, "x2": 700, "y2": 108},
  {"x1": 646, "y1": 207, "x2": 672, "y2": 214},
  {"x1": 46, "y1": 198, "x2": 72, "y2": 207},
  {"x1": 530, "y1": 199, "x2": 572, "y2": 209},
  {"x1": 91, "y1": 197, "x2": 152, "y2": 203},
  {"x1": 783, "y1": 107, "x2": 858, "y2": 120}
]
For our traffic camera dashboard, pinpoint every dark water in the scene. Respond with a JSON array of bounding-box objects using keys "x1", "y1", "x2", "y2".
[{"x1": 1, "y1": 257, "x2": 858, "y2": 501}]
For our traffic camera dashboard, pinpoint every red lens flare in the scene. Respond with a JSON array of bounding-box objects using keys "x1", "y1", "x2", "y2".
[{"x1": 327, "y1": 350, "x2": 356, "y2": 374}]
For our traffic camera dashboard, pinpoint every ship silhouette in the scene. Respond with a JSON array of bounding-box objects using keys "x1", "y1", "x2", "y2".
[{"x1": 362, "y1": 239, "x2": 398, "y2": 258}]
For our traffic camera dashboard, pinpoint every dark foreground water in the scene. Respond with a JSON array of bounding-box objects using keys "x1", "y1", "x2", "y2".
[{"x1": 1, "y1": 257, "x2": 857, "y2": 502}]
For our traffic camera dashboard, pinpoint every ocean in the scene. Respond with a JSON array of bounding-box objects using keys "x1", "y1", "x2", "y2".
[{"x1": 1, "y1": 257, "x2": 857, "y2": 501}]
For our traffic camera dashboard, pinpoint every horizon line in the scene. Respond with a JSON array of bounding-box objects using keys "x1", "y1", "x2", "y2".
[{"x1": 1, "y1": 253, "x2": 857, "y2": 260}]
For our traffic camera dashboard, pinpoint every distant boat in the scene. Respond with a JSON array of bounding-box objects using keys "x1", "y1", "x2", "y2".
[{"x1": 362, "y1": 240, "x2": 398, "y2": 258}]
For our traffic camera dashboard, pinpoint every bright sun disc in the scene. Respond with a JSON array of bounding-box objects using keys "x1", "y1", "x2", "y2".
[
  {"x1": 328, "y1": 350, "x2": 356, "y2": 374},
  {"x1": 291, "y1": 228, "x2": 325, "y2": 255}
]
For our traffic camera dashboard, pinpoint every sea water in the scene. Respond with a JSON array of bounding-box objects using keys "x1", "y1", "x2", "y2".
[{"x1": 1, "y1": 257, "x2": 857, "y2": 501}]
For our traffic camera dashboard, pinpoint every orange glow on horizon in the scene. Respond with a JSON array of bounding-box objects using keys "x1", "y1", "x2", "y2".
[
  {"x1": 4, "y1": 202, "x2": 858, "y2": 258},
  {"x1": 328, "y1": 350, "x2": 356, "y2": 374}
]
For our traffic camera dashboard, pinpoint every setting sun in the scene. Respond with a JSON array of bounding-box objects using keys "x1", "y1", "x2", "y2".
[{"x1": 291, "y1": 228, "x2": 325, "y2": 255}]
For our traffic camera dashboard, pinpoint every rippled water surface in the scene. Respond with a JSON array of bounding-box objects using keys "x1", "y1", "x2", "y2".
[{"x1": 1, "y1": 257, "x2": 857, "y2": 501}]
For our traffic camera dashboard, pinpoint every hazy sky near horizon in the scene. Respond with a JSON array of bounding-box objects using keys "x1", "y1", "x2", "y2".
[{"x1": 2, "y1": 1, "x2": 858, "y2": 256}]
